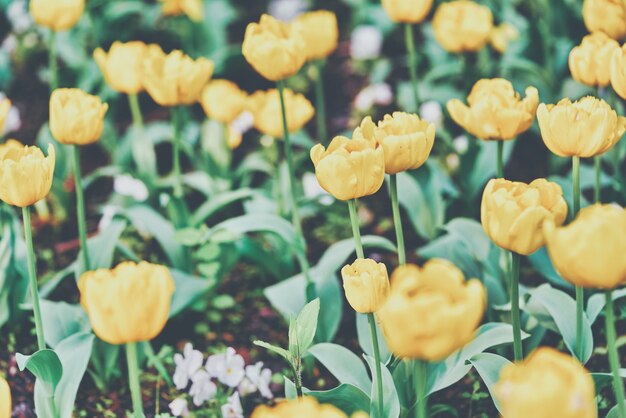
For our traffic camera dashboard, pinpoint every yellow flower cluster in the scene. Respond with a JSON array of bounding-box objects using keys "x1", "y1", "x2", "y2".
[
  {"x1": 30, "y1": 0, "x2": 85, "y2": 31},
  {"x1": 0, "y1": 376, "x2": 10, "y2": 418},
  {"x1": 251, "y1": 397, "x2": 366, "y2": 418},
  {"x1": 248, "y1": 89, "x2": 315, "y2": 139},
  {"x1": 0, "y1": 144, "x2": 55, "y2": 208},
  {"x1": 50, "y1": 89, "x2": 109, "y2": 146}
]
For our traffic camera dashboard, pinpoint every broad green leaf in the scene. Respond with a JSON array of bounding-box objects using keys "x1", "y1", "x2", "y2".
[
  {"x1": 296, "y1": 298, "x2": 320, "y2": 354},
  {"x1": 54, "y1": 332, "x2": 94, "y2": 418},
  {"x1": 170, "y1": 269, "x2": 216, "y2": 317},
  {"x1": 191, "y1": 188, "x2": 260, "y2": 226},
  {"x1": 356, "y1": 313, "x2": 390, "y2": 362},
  {"x1": 306, "y1": 383, "x2": 371, "y2": 415},
  {"x1": 75, "y1": 219, "x2": 127, "y2": 279},
  {"x1": 40, "y1": 301, "x2": 90, "y2": 348},
  {"x1": 586, "y1": 288, "x2": 626, "y2": 325},
  {"x1": 365, "y1": 355, "x2": 400, "y2": 418},
  {"x1": 17, "y1": 349, "x2": 63, "y2": 397},
  {"x1": 308, "y1": 343, "x2": 372, "y2": 394},
  {"x1": 468, "y1": 353, "x2": 511, "y2": 414},
  {"x1": 284, "y1": 377, "x2": 298, "y2": 400},
  {"x1": 209, "y1": 213, "x2": 298, "y2": 248}
]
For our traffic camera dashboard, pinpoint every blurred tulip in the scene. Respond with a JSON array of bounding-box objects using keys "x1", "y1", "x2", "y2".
[
  {"x1": 29, "y1": 0, "x2": 84, "y2": 31},
  {"x1": 242, "y1": 14, "x2": 306, "y2": 81},
  {"x1": 379, "y1": 259, "x2": 485, "y2": 361},
  {"x1": 583, "y1": 0, "x2": 626, "y2": 40},
  {"x1": 94, "y1": 41, "x2": 151, "y2": 95},
  {"x1": 226, "y1": 126, "x2": 243, "y2": 150},
  {"x1": 341, "y1": 258, "x2": 390, "y2": 313},
  {"x1": 432, "y1": 0, "x2": 493, "y2": 53},
  {"x1": 79, "y1": 261, "x2": 175, "y2": 345},
  {"x1": 382, "y1": 0, "x2": 433, "y2": 24},
  {"x1": 544, "y1": 204, "x2": 626, "y2": 289},
  {"x1": 248, "y1": 89, "x2": 314, "y2": 138},
  {"x1": 294, "y1": 10, "x2": 339, "y2": 61},
  {"x1": 0, "y1": 144, "x2": 55, "y2": 207},
  {"x1": 537, "y1": 96, "x2": 626, "y2": 157},
  {"x1": 252, "y1": 397, "x2": 357, "y2": 418},
  {"x1": 495, "y1": 347, "x2": 597, "y2": 418},
  {"x1": 610, "y1": 44, "x2": 626, "y2": 99},
  {"x1": 160, "y1": 0, "x2": 203, "y2": 21},
  {"x1": 310, "y1": 135, "x2": 385, "y2": 201},
  {"x1": 0, "y1": 97, "x2": 10, "y2": 134},
  {"x1": 481, "y1": 178, "x2": 567, "y2": 255},
  {"x1": 0, "y1": 139, "x2": 23, "y2": 158},
  {"x1": 447, "y1": 78, "x2": 539, "y2": 140},
  {"x1": 200, "y1": 80, "x2": 248, "y2": 124},
  {"x1": 50, "y1": 88, "x2": 108, "y2": 145},
  {"x1": 489, "y1": 23, "x2": 519, "y2": 53},
  {"x1": 0, "y1": 376, "x2": 9, "y2": 418},
  {"x1": 569, "y1": 32, "x2": 620, "y2": 88},
  {"x1": 143, "y1": 47, "x2": 214, "y2": 106}
]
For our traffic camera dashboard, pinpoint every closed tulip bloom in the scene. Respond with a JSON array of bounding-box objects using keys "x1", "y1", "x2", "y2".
[
  {"x1": 537, "y1": 97, "x2": 626, "y2": 157},
  {"x1": 569, "y1": 33, "x2": 620, "y2": 88},
  {"x1": 544, "y1": 204, "x2": 626, "y2": 289},
  {"x1": 481, "y1": 178, "x2": 567, "y2": 255},
  {"x1": 610, "y1": 44, "x2": 626, "y2": 99},
  {"x1": 583, "y1": 0, "x2": 626, "y2": 40},
  {"x1": 447, "y1": 78, "x2": 539, "y2": 140},
  {"x1": 248, "y1": 89, "x2": 314, "y2": 138},
  {"x1": 242, "y1": 14, "x2": 306, "y2": 81},
  {"x1": 310, "y1": 136, "x2": 385, "y2": 201},
  {"x1": 294, "y1": 11, "x2": 339, "y2": 61},
  {"x1": 489, "y1": 23, "x2": 519, "y2": 54},
  {"x1": 30, "y1": 0, "x2": 84, "y2": 31},
  {"x1": 0, "y1": 376, "x2": 9, "y2": 418},
  {"x1": 379, "y1": 259, "x2": 485, "y2": 361},
  {"x1": 382, "y1": 0, "x2": 433, "y2": 23},
  {"x1": 200, "y1": 80, "x2": 248, "y2": 123},
  {"x1": 0, "y1": 97, "x2": 10, "y2": 133},
  {"x1": 143, "y1": 47, "x2": 214, "y2": 106},
  {"x1": 0, "y1": 139, "x2": 23, "y2": 159},
  {"x1": 495, "y1": 347, "x2": 597, "y2": 418},
  {"x1": 50, "y1": 89, "x2": 108, "y2": 146},
  {"x1": 0, "y1": 144, "x2": 55, "y2": 207},
  {"x1": 341, "y1": 258, "x2": 390, "y2": 313},
  {"x1": 251, "y1": 397, "x2": 349, "y2": 418},
  {"x1": 160, "y1": 0, "x2": 203, "y2": 21},
  {"x1": 79, "y1": 261, "x2": 175, "y2": 345},
  {"x1": 432, "y1": 1, "x2": 493, "y2": 53},
  {"x1": 94, "y1": 41, "x2": 151, "y2": 94}
]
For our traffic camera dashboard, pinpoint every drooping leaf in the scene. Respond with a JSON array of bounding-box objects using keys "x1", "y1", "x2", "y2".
[
  {"x1": 305, "y1": 383, "x2": 371, "y2": 416},
  {"x1": 308, "y1": 343, "x2": 372, "y2": 394},
  {"x1": 365, "y1": 355, "x2": 400, "y2": 418},
  {"x1": 468, "y1": 353, "x2": 512, "y2": 414},
  {"x1": 54, "y1": 332, "x2": 95, "y2": 418}
]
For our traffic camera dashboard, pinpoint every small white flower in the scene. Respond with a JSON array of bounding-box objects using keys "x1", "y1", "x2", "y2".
[
  {"x1": 7, "y1": 0, "x2": 33, "y2": 34},
  {"x1": 351, "y1": 25, "x2": 383, "y2": 60},
  {"x1": 354, "y1": 87, "x2": 376, "y2": 112},
  {"x1": 206, "y1": 347, "x2": 245, "y2": 388},
  {"x1": 419, "y1": 101, "x2": 443, "y2": 127},
  {"x1": 230, "y1": 111, "x2": 254, "y2": 136},
  {"x1": 173, "y1": 343, "x2": 204, "y2": 390},
  {"x1": 113, "y1": 175, "x2": 149, "y2": 201},
  {"x1": 268, "y1": 0, "x2": 309, "y2": 21},
  {"x1": 372, "y1": 83, "x2": 393, "y2": 106},
  {"x1": 302, "y1": 172, "x2": 333, "y2": 205},
  {"x1": 446, "y1": 153, "x2": 460, "y2": 172},
  {"x1": 354, "y1": 83, "x2": 393, "y2": 112},
  {"x1": 97, "y1": 205, "x2": 119, "y2": 232},
  {"x1": 189, "y1": 370, "x2": 217, "y2": 406},
  {"x1": 1, "y1": 35, "x2": 18, "y2": 55},
  {"x1": 168, "y1": 398, "x2": 190, "y2": 417},
  {"x1": 238, "y1": 362, "x2": 273, "y2": 399},
  {"x1": 453, "y1": 135, "x2": 469, "y2": 154},
  {"x1": 221, "y1": 393, "x2": 243, "y2": 418}
]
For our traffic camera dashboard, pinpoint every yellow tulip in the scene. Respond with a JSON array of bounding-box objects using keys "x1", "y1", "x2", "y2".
[
  {"x1": 160, "y1": 0, "x2": 203, "y2": 21},
  {"x1": 0, "y1": 139, "x2": 23, "y2": 159},
  {"x1": 29, "y1": 0, "x2": 84, "y2": 31},
  {"x1": 0, "y1": 376, "x2": 10, "y2": 418},
  {"x1": 79, "y1": 261, "x2": 175, "y2": 345},
  {"x1": 489, "y1": 23, "x2": 519, "y2": 54},
  {"x1": 544, "y1": 204, "x2": 626, "y2": 289},
  {"x1": 569, "y1": 32, "x2": 620, "y2": 88},
  {"x1": 447, "y1": 78, "x2": 539, "y2": 140},
  {"x1": 142, "y1": 47, "x2": 214, "y2": 106},
  {"x1": 242, "y1": 14, "x2": 307, "y2": 81},
  {"x1": 379, "y1": 259, "x2": 486, "y2": 361},
  {"x1": 432, "y1": 0, "x2": 493, "y2": 53},
  {"x1": 0, "y1": 97, "x2": 10, "y2": 134},
  {"x1": 382, "y1": 0, "x2": 433, "y2": 24},
  {"x1": 294, "y1": 11, "x2": 339, "y2": 61},
  {"x1": 481, "y1": 178, "x2": 567, "y2": 256},
  {"x1": 50, "y1": 88, "x2": 108, "y2": 146},
  {"x1": 341, "y1": 258, "x2": 390, "y2": 314},
  {"x1": 537, "y1": 96, "x2": 626, "y2": 157},
  {"x1": 248, "y1": 89, "x2": 314, "y2": 138},
  {"x1": 251, "y1": 397, "x2": 350, "y2": 418},
  {"x1": 610, "y1": 44, "x2": 626, "y2": 100},
  {"x1": 94, "y1": 41, "x2": 151, "y2": 95},
  {"x1": 583, "y1": 0, "x2": 626, "y2": 40},
  {"x1": 0, "y1": 144, "x2": 55, "y2": 208},
  {"x1": 200, "y1": 79, "x2": 248, "y2": 124},
  {"x1": 310, "y1": 135, "x2": 385, "y2": 201},
  {"x1": 495, "y1": 347, "x2": 597, "y2": 418}
]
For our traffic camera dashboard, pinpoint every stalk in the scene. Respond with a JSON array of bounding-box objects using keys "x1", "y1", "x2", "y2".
[
  {"x1": 414, "y1": 360, "x2": 428, "y2": 418},
  {"x1": 22, "y1": 207, "x2": 46, "y2": 350},
  {"x1": 509, "y1": 251, "x2": 523, "y2": 361},
  {"x1": 314, "y1": 61, "x2": 328, "y2": 144},
  {"x1": 389, "y1": 174, "x2": 406, "y2": 265},
  {"x1": 605, "y1": 291, "x2": 626, "y2": 418},
  {"x1": 572, "y1": 156, "x2": 584, "y2": 361},
  {"x1": 171, "y1": 107, "x2": 184, "y2": 198},
  {"x1": 594, "y1": 156, "x2": 601, "y2": 203},
  {"x1": 404, "y1": 24, "x2": 420, "y2": 110},
  {"x1": 496, "y1": 141, "x2": 504, "y2": 178},
  {"x1": 49, "y1": 31, "x2": 58, "y2": 91},
  {"x1": 72, "y1": 146, "x2": 90, "y2": 271},
  {"x1": 126, "y1": 342, "x2": 145, "y2": 418}
]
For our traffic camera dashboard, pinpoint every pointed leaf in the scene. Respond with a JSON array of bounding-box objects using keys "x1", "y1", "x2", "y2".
[
  {"x1": 308, "y1": 343, "x2": 372, "y2": 394},
  {"x1": 17, "y1": 349, "x2": 63, "y2": 397},
  {"x1": 365, "y1": 355, "x2": 400, "y2": 418},
  {"x1": 468, "y1": 353, "x2": 512, "y2": 414}
]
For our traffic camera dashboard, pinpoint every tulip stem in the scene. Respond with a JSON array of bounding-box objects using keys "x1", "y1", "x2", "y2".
[
  {"x1": 276, "y1": 80, "x2": 316, "y2": 303},
  {"x1": 509, "y1": 251, "x2": 523, "y2": 361},
  {"x1": 314, "y1": 60, "x2": 328, "y2": 144},
  {"x1": 404, "y1": 24, "x2": 420, "y2": 110},
  {"x1": 348, "y1": 199, "x2": 364, "y2": 259},
  {"x1": 171, "y1": 107, "x2": 184, "y2": 198},
  {"x1": 594, "y1": 156, "x2": 601, "y2": 203},
  {"x1": 496, "y1": 141, "x2": 504, "y2": 178},
  {"x1": 48, "y1": 30, "x2": 58, "y2": 92},
  {"x1": 368, "y1": 313, "x2": 385, "y2": 418},
  {"x1": 389, "y1": 174, "x2": 406, "y2": 265},
  {"x1": 605, "y1": 290, "x2": 626, "y2": 418},
  {"x1": 414, "y1": 359, "x2": 428, "y2": 418},
  {"x1": 128, "y1": 94, "x2": 157, "y2": 182},
  {"x1": 72, "y1": 146, "x2": 91, "y2": 272},
  {"x1": 572, "y1": 156, "x2": 585, "y2": 361},
  {"x1": 126, "y1": 342, "x2": 145, "y2": 418},
  {"x1": 22, "y1": 206, "x2": 46, "y2": 351}
]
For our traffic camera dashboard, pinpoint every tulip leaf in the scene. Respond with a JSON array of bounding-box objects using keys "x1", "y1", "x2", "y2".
[
  {"x1": 365, "y1": 355, "x2": 400, "y2": 418},
  {"x1": 208, "y1": 213, "x2": 298, "y2": 248},
  {"x1": 75, "y1": 218, "x2": 127, "y2": 279},
  {"x1": 169, "y1": 269, "x2": 217, "y2": 318},
  {"x1": 17, "y1": 349, "x2": 63, "y2": 398},
  {"x1": 295, "y1": 298, "x2": 320, "y2": 355},
  {"x1": 586, "y1": 288, "x2": 626, "y2": 325},
  {"x1": 305, "y1": 383, "x2": 372, "y2": 416},
  {"x1": 40, "y1": 301, "x2": 91, "y2": 348},
  {"x1": 468, "y1": 353, "x2": 511, "y2": 414},
  {"x1": 190, "y1": 188, "x2": 260, "y2": 226},
  {"x1": 527, "y1": 247, "x2": 573, "y2": 290},
  {"x1": 308, "y1": 343, "x2": 372, "y2": 394},
  {"x1": 356, "y1": 313, "x2": 390, "y2": 362}
]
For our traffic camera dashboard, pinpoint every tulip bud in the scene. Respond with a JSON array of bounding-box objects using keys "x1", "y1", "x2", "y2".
[
  {"x1": 447, "y1": 78, "x2": 539, "y2": 140},
  {"x1": 569, "y1": 32, "x2": 620, "y2": 88},
  {"x1": 248, "y1": 89, "x2": 314, "y2": 139},
  {"x1": 481, "y1": 178, "x2": 568, "y2": 255},
  {"x1": 0, "y1": 139, "x2": 23, "y2": 159},
  {"x1": 94, "y1": 41, "x2": 151, "y2": 95},
  {"x1": 200, "y1": 80, "x2": 248, "y2": 124},
  {"x1": 142, "y1": 47, "x2": 214, "y2": 106},
  {"x1": 341, "y1": 258, "x2": 390, "y2": 313},
  {"x1": 30, "y1": 0, "x2": 84, "y2": 31},
  {"x1": 537, "y1": 96, "x2": 626, "y2": 158},
  {"x1": 160, "y1": 0, "x2": 203, "y2": 22},
  {"x1": 489, "y1": 23, "x2": 519, "y2": 54},
  {"x1": 379, "y1": 259, "x2": 486, "y2": 361},
  {"x1": 0, "y1": 144, "x2": 55, "y2": 207},
  {"x1": 432, "y1": 0, "x2": 493, "y2": 53},
  {"x1": 610, "y1": 44, "x2": 626, "y2": 100},
  {"x1": 242, "y1": 14, "x2": 307, "y2": 81},
  {"x1": 0, "y1": 376, "x2": 10, "y2": 418},
  {"x1": 0, "y1": 97, "x2": 10, "y2": 134},
  {"x1": 79, "y1": 261, "x2": 175, "y2": 345},
  {"x1": 251, "y1": 397, "x2": 349, "y2": 418},
  {"x1": 495, "y1": 347, "x2": 597, "y2": 418},
  {"x1": 544, "y1": 204, "x2": 626, "y2": 289},
  {"x1": 382, "y1": 0, "x2": 433, "y2": 24},
  {"x1": 50, "y1": 89, "x2": 108, "y2": 146},
  {"x1": 294, "y1": 11, "x2": 339, "y2": 61},
  {"x1": 582, "y1": 0, "x2": 626, "y2": 40}
]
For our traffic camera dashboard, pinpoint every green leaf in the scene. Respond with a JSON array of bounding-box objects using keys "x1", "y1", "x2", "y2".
[
  {"x1": 356, "y1": 313, "x2": 390, "y2": 361},
  {"x1": 190, "y1": 188, "x2": 260, "y2": 226},
  {"x1": 40, "y1": 301, "x2": 91, "y2": 348},
  {"x1": 308, "y1": 343, "x2": 371, "y2": 394},
  {"x1": 284, "y1": 377, "x2": 298, "y2": 400},
  {"x1": 75, "y1": 219, "x2": 127, "y2": 279},
  {"x1": 364, "y1": 355, "x2": 400, "y2": 418},
  {"x1": 296, "y1": 298, "x2": 320, "y2": 354},
  {"x1": 527, "y1": 247, "x2": 573, "y2": 290},
  {"x1": 170, "y1": 269, "x2": 216, "y2": 317},
  {"x1": 54, "y1": 332, "x2": 94, "y2": 418},
  {"x1": 17, "y1": 349, "x2": 63, "y2": 397},
  {"x1": 586, "y1": 288, "x2": 626, "y2": 325},
  {"x1": 208, "y1": 213, "x2": 298, "y2": 248},
  {"x1": 468, "y1": 353, "x2": 511, "y2": 414},
  {"x1": 305, "y1": 383, "x2": 371, "y2": 415},
  {"x1": 254, "y1": 340, "x2": 291, "y2": 362}
]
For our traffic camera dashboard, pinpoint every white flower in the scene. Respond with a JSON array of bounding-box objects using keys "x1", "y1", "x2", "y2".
[
  {"x1": 97, "y1": 205, "x2": 119, "y2": 232},
  {"x1": 419, "y1": 101, "x2": 443, "y2": 127},
  {"x1": 189, "y1": 370, "x2": 217, "y2": 406},
  {"x1": 238, "y1": 362, "x2": 273, "y2": 399},
  {"x1": 173, "y1": 343, "x2": 204, "y2": 390},
  {"x1": 168, "y1": 398, "x2": 190, "y2": 417},
  {"x1": 446, "y1": 153, "x2": 460, "y2": 172},
  {"x1": 303, "y1": 172, "x2": 333, "y2": 205},
  {"x1": 221, "y1": 393, "x2": 243, "y2": 418},
  {"x1": 7, "y1": 0, "x2": 33, "y2": 34},
  {"x1": 354, "y1": 83, "x2": 393, "y2": 112},
  {"x1": 113, "y1": 175, "x2": 149, "y2": 201},
  {"x1": 351, "y1": 25, "x2": 383, "y2": 60},
  {"x1": 453, "y1": 134, "x2": 469, "y2": 154},
  {"x1": 268, "y1": 0, "x2": 309, "y2": 21},
  {"x1": 206, "y1": 347, "x2": 245, "y2": 388},
  {"x1": 0, "y1": 92, "x2": 21, "y2": 135}
]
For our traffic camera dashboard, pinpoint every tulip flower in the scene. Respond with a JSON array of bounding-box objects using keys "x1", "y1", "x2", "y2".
[
  {"x1": 495, "y1": 347, "x2": 597, "y2": 418},
  {"x1": 293, "y1": 11, "x2": 339, "y2": 61},
  {"x1": 94, "y1": 41, "x2": 150, "y2": 95},
  {"x1": 0, "y1": 97, "x2": 10, "y2": 135},
  {"x1": 200, "y1": 80, "x2": 248, "y2": 124},
  {"x1": 252, "y1": 397, "x2": 361, "y2": 418},
  {"x1": 569, "y1": 32, "x2": 620, "y2": 88},
  {"x1": 160, "y1": 0, "x2": 203, "y2": 22},
  {"x1": 0, "y1": 376, "x2": 9, "y2": 418},
  {"x1": 582, "y1": 0, "x2": 626, "y2": 40},
  {"x1": 248, "y1": 89, "x2": 314, "y2": 139},
  {"x1": 341, "y1": 258, "x2": 390, "y2": 314},
  {"x1": 0, "y1": 139, "x2": 22, "y2": 158},
  {"x1": 382, "y1": 0, "x2": 433, "y2": 24},
  {"x1": 489, "y1": 23, "x2": 519, "y2": 54},
  {"x1": 611, "y1": 44, "x2": 626, "y2": 100},
  {"x1": 432, "y1": 1, "x2": 494, "y2": 53},
  {"x1": 29, "y1": 0, "x2": 84, "y2": 31}
]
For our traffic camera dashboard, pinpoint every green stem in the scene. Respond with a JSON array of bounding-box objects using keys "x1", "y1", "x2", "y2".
[
  {"x1": 126, "y1": 342, "x2": 145, "y2": 418},
  {"x1": 389, "y1": 174, "x2": 406, "y2": 265},
  {"x1": 572, "y1": 156, "x2": 584, "y2": 361},
  {"x1": 368, "y1": 313, "x2": 384, "y2": 418},
  {"x1": 348, "y1": 199, "x2": 364, "y2": 259},
  {"x1": 314, "y1": 61, "x2": 328, "y2": 144},
  {"x1": 605, "y1": 290, "x2": 626, "y2": 418},
  {"x1": 72, "y1": 146, "x2": 90, "y2": 272},
  {"x1": 414, "y1": 360, "x2": 428, "y2": 418},
  {"x1": 48, "y1": 30, "x2": 58, "y2": 92},
  {"x1": 128, "y1": 94, "x2": 144, "y2": 128},
  {"x1": 509, "y1": 251, "x2": 523, "y2": 361},
  {"x1": 22, "y1": 207, "x2": 46, "y2": 351},
  {"x1": 496, "y1": 141, "x2": 504, "y2": 178},
  {"x1": 292, "y1": 363, "x2": 303, "y2": 398},
  {"x1": 171, "y1": 107, "x2": 184, "y2": 198},
  {"x1": 404, "y1": 24, "x2": 420, "y2": 110},
  {"x1": 594, "y1": 156, "x2": 601, "y2": 203}
]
